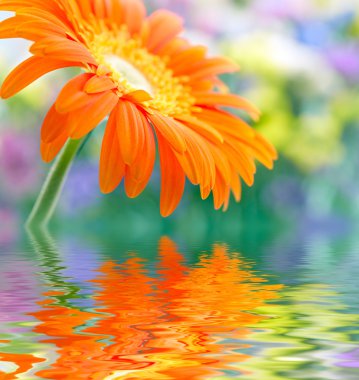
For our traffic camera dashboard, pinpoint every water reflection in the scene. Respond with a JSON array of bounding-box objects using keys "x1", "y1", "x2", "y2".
[
  {"x1": 242, "y1": 283, "x2": 359, "y2": 380},
  {"x1": 0, "y1": 232, "x2": 282, "y2": 379}
]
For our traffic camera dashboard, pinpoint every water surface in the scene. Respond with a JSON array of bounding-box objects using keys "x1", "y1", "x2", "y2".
[{"x1": 0, "y1": 229, "x2": 359, "y2": 379}]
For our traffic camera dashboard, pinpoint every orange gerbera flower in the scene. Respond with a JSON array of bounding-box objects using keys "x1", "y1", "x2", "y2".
[{"x1": 0, "y1": 0, "x2": 277, "y2": 216}]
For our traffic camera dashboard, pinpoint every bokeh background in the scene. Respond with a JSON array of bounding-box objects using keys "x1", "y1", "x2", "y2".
[{"x1": 1, "y1": 0, "x2": 359, "y2": 242}]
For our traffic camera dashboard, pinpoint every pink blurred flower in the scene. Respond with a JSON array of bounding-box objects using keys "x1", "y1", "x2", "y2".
[
  {"x1": 0, "y1": 208, "x2": 18, "y2": 245},
  {"x1": 253, "y1": 0, "x2": 311, "y2": 20},
  {"x1": 0, "y1": 131, "x2": 41, "y2": 198},
  {"x1": 326, "y1": 45, "x2": 359, "y2": 80}
]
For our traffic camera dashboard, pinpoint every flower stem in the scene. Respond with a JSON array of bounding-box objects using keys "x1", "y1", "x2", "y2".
[{"x1": 26, "y1": 138, "x2": 84, "y2": 230}]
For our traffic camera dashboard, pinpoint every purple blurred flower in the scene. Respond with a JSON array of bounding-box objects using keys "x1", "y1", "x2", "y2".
[
  {"x1": 253, "y1": 0, "x2": 310, "y2": 20},
  {"x1": 147, "y1": 0, "x2": 191, "y2": 15},
  {"x1": 61, "y1": 161, "x2": 101, "y2": 214},
  {"x1": 0, "y1": 208, "x2": 18, "y2": 245},
  {"x1": 0, "y1": 131, "x2": 40, "y2": 197},
  {"x1": 336, "y1": 348, "x2": 359, "y2": 368},
  {"x1": 149, "y1": 0, "x2": 240, "y2": 38},
  {"x1": 325, "y1": 45, "x2": 359, "y2": 80},
  {"x1": 263, "y1": 177, "x2": 306, "y2": 210}
]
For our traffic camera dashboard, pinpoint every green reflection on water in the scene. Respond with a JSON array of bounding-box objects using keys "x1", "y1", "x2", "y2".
[{"x1": 240, "y1": 283, "x2": 359, "y2": 380}]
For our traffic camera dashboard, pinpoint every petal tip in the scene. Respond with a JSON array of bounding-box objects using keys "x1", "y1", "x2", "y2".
[{"x1": 160, "y1": 208, "x2": 173, "y2": 218}]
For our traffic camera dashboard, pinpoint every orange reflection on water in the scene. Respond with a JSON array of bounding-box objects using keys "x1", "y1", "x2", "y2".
[
  {"x1": 0, "y1": 346, "x2": 45, "y2": 380},
  {"x1": 1, "y1": 238, "x2": 282, "y2": 380}
]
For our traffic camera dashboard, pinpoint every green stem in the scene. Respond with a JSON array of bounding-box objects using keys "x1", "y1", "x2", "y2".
[{"x1": 26, "y1": 138, "x2": 84, "y2": 230}]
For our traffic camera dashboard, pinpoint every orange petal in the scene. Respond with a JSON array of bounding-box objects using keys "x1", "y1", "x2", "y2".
[
  {"x1": 84, "y1": 76, "x2": 116, "y2": 94},
  {"x1": 77, "y1": 0, "x2": 93, "y2": 19},
  {"x1": 40, "y1": 133, "x2": 68, "y2": 163},
  {"x1": 146, "y1": 10, "x2": 183, "y2": 53},
  {"x1": 30, "y1": 36, "x2": 96, "y2": 64},
  {"x1": 223, "y1": 141, "x2": 256, "y2": 187},
  {"x1": 184, "y1": 57, "x2": 238, "y2": 80},
  {"x1": 125, "y1": 113, "x2": 155, "y2": 197},
  {"x1": 69, "y1": 91, "x2": 118, "y2": 139},
  {"x1": 124, "y1": 90, "x2": 153, "y2": 103},
  {"x1": 0, "y1": 56, "x2": 78, "y2": 99},
  {"x1": 41, "y1": 103, "x2": 70, "y2": 143},
  {"x1": 194, "y1": 93, "x2": 261, "y2": 121},
  {"x1": 148, "y1": 113, "x2": 187, "y2": 154},
  {"x1": 175, "y1": 128, "x2": 216, "y2": 190},
  {"x1": 99, "y1": 108, "x2": 126, "y2": 193},
  {"x1": 56, "y1": 0, "x2": 85, "y2": 25},
  {"x1": 190, "y1": 79, "x2": 213, "y2": 93},
  {"x1": 197, "y1": 108, "x2": 255, "y2": 140},
  {"x1": 209, "y1": 145, "x2": 232, "y2": 185},
  {"x1": 244, "y1": 132, "x2": 278, "y2": 169},
  {"x1": 222, "y1": 185, "x2": 231, "y2": 212},
  {"x1": 17, "y1": 19, "x2": 67, "y2": 40},
  {"x1": 157, "y1": 134, "x2": 185, "y2": 217},
  {"x1": 56, "y1": 73, "x2": 94, "y2": 113},
  {"x1": 0, "y1": 15, "x2": 63, "y2": 40},
  {"x1": 254, "y1": 132, "x2": 278, "y2": 160},
  {"x1": 115, "y1": 101, "x2": 146, "y2": 165},
  {"x1": 174, "y1": 114, "x2": 223, "y2": 145},
  {"x1": 212, "y1": 171, "x2": 230, "y2": 210},
  {"x1": 16, "y1": 6, "x2": 74, "y2": 35},
  {"x1": 0, "y1": 0, "x2": 62, "y2": 14},
  {"x1": 230, "y1": 167, "x2": 242, "y2": 202},
  {"x1": 156, "y1": 37, "x2": 188, "y2": 58},
  {"x1": 109, "y1": 0, "x2": 124, "y2": 26},
  {"x1": 93, "y1": 0, "x2": 107, "y2": 19},
  {"x1": 168, "y1": 45, "x2": 207, "y2": 72},
  {"x1": 122, "y1": 0, "x2": 146, "y2": 35}
]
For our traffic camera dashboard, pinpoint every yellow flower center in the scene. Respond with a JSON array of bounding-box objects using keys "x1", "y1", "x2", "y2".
[
  {"x1": 84, "y1": 25, "x2": 195, "y2": 116},
  {"x1": 104, "y1": 54, "x2": 153, "y2": 95}
]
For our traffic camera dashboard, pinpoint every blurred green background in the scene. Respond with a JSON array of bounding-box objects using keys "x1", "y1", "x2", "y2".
[{"x1": 0, "y1": 0, "x2": 359, "y2": 241}]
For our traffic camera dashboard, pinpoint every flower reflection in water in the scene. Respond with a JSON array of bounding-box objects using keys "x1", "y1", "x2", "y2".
[{"x1": 0, "y1": 236, "x2": 282, "y2": 379}]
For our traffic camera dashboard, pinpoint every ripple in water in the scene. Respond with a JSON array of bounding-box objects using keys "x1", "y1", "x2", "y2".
[{"x1": 0, "y1": 231, "x2": 358, "y2": 379}]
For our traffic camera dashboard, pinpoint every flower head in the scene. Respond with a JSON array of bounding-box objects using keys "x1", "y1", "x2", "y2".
[{"x1": 0, "y1": 0, "x2": 277, "y2": 216}]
